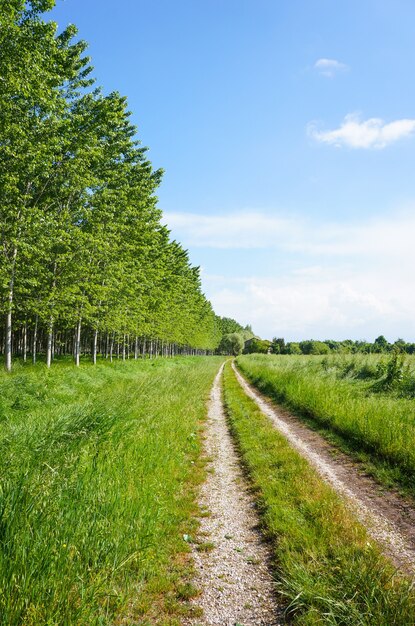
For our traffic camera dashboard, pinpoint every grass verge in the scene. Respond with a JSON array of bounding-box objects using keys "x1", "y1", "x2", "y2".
[
  {"x1": 223, "y1": 361, "x2": 415, "y2": 625},
  {"x1": 236, "y1": 354, "x2": 415, "y2": 497},
  {"x1": 0, "y1": 356, "x2": 223, "y2": 625}
]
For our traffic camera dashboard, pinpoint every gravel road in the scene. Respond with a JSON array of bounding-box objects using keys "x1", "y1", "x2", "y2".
[{"x1": 184, "y1": 364, "x2": 283, "y2": 626}]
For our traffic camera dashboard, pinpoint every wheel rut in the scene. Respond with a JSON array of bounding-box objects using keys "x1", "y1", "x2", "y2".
[
  {"x1": 184, "y1": 364, "x2": 283, "y2": 626},
  {"x1": 233, "y1": 362, "x2": 415, "y2": 577}
]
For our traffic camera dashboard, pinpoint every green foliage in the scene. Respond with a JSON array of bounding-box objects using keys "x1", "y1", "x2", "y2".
[
  {"x1": 285, "y1": 341, "x2": 301, "y2": 354},
  {"x1": 299, "y1": 340, "x2": 330, "y2": 355},
  {"x1": 243, "y1": 337, "x2": 271, "y2": 354},
  {"x1": 0, "y1": 1, "x2": 222, "y2": 370},
  {"x1": 218, "y1": 332, "x2": 244, "y2": 356},
  {"x1": 223, "y1": 363, "x2": 415, "y2": 625},
  {"x1": 268, "y1": 336, "x2": 415, "y2": 356},
  {"x1": 0, "y1": 356, "x2": 223, "y2": 624}
]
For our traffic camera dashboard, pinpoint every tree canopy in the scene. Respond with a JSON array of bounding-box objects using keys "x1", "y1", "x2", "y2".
[{"x1": 0, "y1": 1, "x2": 228, "y2": 369}]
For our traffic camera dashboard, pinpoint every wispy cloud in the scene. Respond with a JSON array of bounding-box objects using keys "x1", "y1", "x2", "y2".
[
  {"x1": 164, "y1": 210, "x2": 415, "y2": 258},
  {"x1": 314, "y1": 58, "x2": 349, "y2": 77},
  {"x1": 206, "y1": 263, "x2": 415, "y2": 340},
  {"x1": 308, "y1": 113, "x2": 415, "y2": 149},
  {"x1": 164, "y1": 211, "x2": 300, "y2": 249},
  {"x1": 165, "y1": 209, "x2": 415, "y2": 340}
]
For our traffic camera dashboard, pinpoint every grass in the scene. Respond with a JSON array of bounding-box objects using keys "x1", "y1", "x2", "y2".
[
  {"x1": 0, "y1": 355, "x2": 223, "y2": 625},
  {"x1": 236, "y1": 354, "x2": 415, "y2": 496},
  {"x1": 222, "y1": 361, "x2": 415, "y2": 625}
]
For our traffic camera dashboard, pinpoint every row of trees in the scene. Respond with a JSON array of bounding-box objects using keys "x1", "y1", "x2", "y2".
[
  {"x1": 0, "y1": 1, "x2": 224, "y2": 370},
  {"x1": 269, "y1": 336, "x2": 415, "y2": 355}
]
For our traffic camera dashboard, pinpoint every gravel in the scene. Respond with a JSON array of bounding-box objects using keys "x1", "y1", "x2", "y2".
[{"x1": 184, "y1": 364, "x2": 283, "y2": 626}]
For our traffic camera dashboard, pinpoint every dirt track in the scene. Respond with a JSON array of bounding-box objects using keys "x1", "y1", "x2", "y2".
[
  {"x1": 233, "y1": 362, "x2": 415, "y2": 576},
  {"x1": 184, "y1": 364, "x2": 283, "y2": 626}
]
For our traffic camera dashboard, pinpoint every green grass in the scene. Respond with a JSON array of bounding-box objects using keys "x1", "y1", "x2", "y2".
[
  {"x1": 236, "y1": 354, "x2": 415, "y2": 496},
  {"x1": 0, "y1": 356, "x2": 223, "y2": 625},
  {"x1": 222, "y1": 362, "x2": 415, "y2": 625}
]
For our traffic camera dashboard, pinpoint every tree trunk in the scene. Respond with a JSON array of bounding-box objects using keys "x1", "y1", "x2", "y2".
[
  {"x1": 92, "y1": 328, "x2": 98, "y2": 364},
  {"x1": 110, "y1": 333, "x2": 114, "y2": 363},
  {"x1": 23, "y1": 321, "x2": 27, "y2": 362},
  {"x1": 32, "y1": 315, "x2": 38, "y2": 364},
  {"x1": 46, "y1": 317, "x2": 53, "y2": 368},
  {"x1": 5, "y1": 306, "x2": 12, "y2": 372},
  {"x1": 74, "y1": 317, "x2": 82, "y2": 366}
]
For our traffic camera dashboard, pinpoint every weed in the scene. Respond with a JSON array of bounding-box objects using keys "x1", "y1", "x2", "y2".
[
  {"x1": 236, "y1": 354, "x2": 415, "y2": 494},
  {"x1": 223, "y1": 362, "x2": 415, "y2": 625},
  {"x1": 0, "y1": 356, "x2": 223, "y2": 625}
]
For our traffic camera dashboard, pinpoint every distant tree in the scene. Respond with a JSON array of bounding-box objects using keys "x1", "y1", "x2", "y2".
[
  {"x1": 300, "y1": 340, "x2": 330, "y2": 355},
  {"x1": 244, "y1": 338, "x2": 271, "y2": 354},
  {"x1": 218, "y1": 332, "x2": 244, "y2": 356},
  {"x1": 219, "y1": 317, "x2": 244, "y2": 335},
  {"x1": 373, "y1": 335, "x2": 389, "y2": 353},
  {"x1": 393, "y1": 338, "x2": 407, "y2": 352},
  {"x1": 285, "y1": 342, "x2": 301, "y2": 354},
  {"x1": 324, "y1": 340, "x2": 340, "y2": 352},
  {"x1": 271, "y1": 337, "x2": 285, "y2": 354}
]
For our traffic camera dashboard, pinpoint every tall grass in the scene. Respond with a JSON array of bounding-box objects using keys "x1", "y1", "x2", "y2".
[
  {"x1": 236, "y1": 354, "x2": 415, "y2": 492},
  {"x1": 223, "y1": 362, "x2": 415, "y2": 625},
  {"x1": 0, "y1": 356, "x2": 223, "y2": 625}
]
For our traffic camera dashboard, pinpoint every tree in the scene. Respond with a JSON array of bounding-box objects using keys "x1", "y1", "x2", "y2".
[
  {"x1": 271, "y1": 337, "x2": 285, "y2": 354},
  {"x1": 244, "y1": 338, "x2": 271, "y2": 354},
  {"x1": 373, "y1": 335, "x2": 389, "y2": 353},
  {"x1": 219, "y1": 333, "x2": 244, "y2": 356}
]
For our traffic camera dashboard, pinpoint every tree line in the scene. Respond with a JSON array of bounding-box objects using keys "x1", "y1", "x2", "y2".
[
  {"x1": 0, "y1": 0, "x2": 226, "y2": 371},
  {"x1": 265, "y1": 336, "x2": 415, "y2": 355}
]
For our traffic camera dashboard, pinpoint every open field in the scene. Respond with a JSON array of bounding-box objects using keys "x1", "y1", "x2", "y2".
[
  {"x1": 223, "y1": 362, "x2": 415, "y2": 625},
  {"x1": 236, "y1": 353, "x2": 415, "y2": 495},
  {"x1": 0, "y1": 356, "x2": 223, "y2": 626}
]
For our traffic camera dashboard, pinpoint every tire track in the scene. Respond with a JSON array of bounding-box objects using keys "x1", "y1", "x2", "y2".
[
  {"x1": 184, "y1": 364, "x2": 283, "y2": 626},
  {"x1": 233, "y1": 362, "x2": 415, "y2": 577}
]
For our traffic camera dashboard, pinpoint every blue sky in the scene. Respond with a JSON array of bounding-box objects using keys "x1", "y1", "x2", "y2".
[{"x1": 51, "y1": 0, "x2": 415, "y2": 341}]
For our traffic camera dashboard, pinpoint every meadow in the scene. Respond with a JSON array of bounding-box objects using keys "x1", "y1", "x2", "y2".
[
  {"x1": 236, "y1": 353, "x2": 415, "y2": 494},
  {"x1": 0, "y1": 356, "x2": 223, "y2": 626},
  {"x1": 223, "y1": 362, "x2": 415, "y2": 625}
]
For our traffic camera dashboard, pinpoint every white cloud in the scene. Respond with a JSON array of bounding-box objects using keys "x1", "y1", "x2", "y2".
[
  {"x1": 166, "y1": 209, "x2": 415, "y2": 340},
  {"x1": 309, "y1": 113, "x2": 415, "y2": 149},
  {"x1": 165, "y1": 210, "x2": 415, "y2": 261},
  {"x1": 164, "y1": 211, "x2": 301, "y2": 249},
  {"x1": 206, "y1": 263, "x2": 415, "y2": 341},
  {"x1": 314, "y1": 58, "x2": 349, "y2": 77}
]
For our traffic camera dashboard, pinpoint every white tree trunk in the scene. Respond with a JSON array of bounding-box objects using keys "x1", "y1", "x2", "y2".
[
  {"x1": 74, "y1": 317, "x2": 82, "y2": 367},
  {"x1": 46, "y1": 317, "x2": 53, "y2": 368},
  {"x1": 4, "y1": 247, "x2": 17, "y2": 372},
  {"x1": 92, "y1": 329, "x2": 98, "y2": 364},
  {"x1": 5, "y1": 304, "x2": 12, "y2": 372},
  {"x1": 110, "y1": 334, "x2": 114, "y2": 362},
  {"x1": 32, "y1": 315, "x2": 38, "y2": 364}
]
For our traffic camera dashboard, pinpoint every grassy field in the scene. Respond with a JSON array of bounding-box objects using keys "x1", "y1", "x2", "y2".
[
  {"x1": 222, "y1": 362, "x2": 415, "y2": 625},
  {"x1": 0, "y1": 356, "x2": 223, "y2": 626},
  {"x1": 236, "y1": 353, "x2": 415, "y2": 495}
]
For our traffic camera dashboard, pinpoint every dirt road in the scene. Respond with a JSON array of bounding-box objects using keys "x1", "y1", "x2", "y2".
[
  {"x1": 185, "y1": 361, "x2": 415, "y2": 625},
  {"x1": 184, "y1": 364, "x2": 283, "y2": 626},
  {"x1": 233, "y1": 362, "x2": 415, "y2": 576}
]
